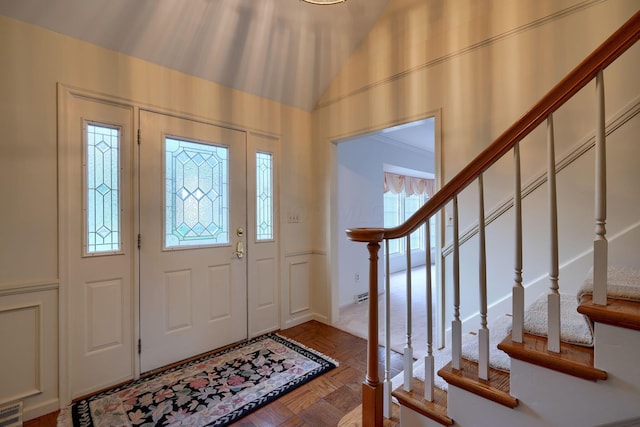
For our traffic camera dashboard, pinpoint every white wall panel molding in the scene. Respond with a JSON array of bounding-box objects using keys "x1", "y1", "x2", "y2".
[
  {"x1": 0, "y1": 303, "x2": 43, "y2": 404},
  {"x1": 281, "y1": 251, "x2": 329, "y2": 329},
  {"x1": 0, "y1": 280, "x2": 59, "y2": 297},
  {"x1": 284, "y1": 249, "x2": 326, "y2": 257},
  {"x1": 0, "y1": 289, "x2": 58, "y2": 421},
  {"x1": 289, "y1": 260, "x2": 311, "y2": 315}
]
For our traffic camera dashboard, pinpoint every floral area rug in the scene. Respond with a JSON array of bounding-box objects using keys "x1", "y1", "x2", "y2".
[{"x1": 58, "y1": 334, "x2": 337, "y2": 427}]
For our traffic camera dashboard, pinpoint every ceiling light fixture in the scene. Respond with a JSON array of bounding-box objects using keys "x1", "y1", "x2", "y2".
[{"x1": 301, "y1": 0, "x2": 346, "y2": 5}]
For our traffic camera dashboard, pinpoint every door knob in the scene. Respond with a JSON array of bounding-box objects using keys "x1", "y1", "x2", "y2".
[{"x1": 234, "y1": 241, "x2": 244, "y2": 259}]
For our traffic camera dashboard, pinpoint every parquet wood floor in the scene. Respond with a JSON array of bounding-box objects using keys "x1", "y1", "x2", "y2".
[{"x1": 24, "y1": 320, "x2": 402, "y2": 426}]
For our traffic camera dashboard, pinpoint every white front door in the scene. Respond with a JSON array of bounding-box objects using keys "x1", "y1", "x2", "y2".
[{"x1": 139, "y1": 111, "x2": 247, "y2": 373}]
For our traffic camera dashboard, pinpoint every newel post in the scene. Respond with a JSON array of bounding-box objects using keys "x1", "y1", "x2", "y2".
[
  {"x1": 346, "y1": 228, "x2": 384, "y2": 427},
  {"x1": 363, "y1": 241, "x2": 383, "y2": 427}
]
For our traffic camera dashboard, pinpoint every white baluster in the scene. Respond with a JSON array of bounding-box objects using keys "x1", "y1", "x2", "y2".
[
  {"x1": 403, "y1": 237, "x2": 414, "y2": 391},
  {"x1": 383, "y1": 240, "x2": 392, "y2": 417},
  {"x1": 593, "y1": 70, "x2": 608, "y2": 306},
  {"x1": 478, "y1": 175, "x2": 489, "y2": 380},
  {"x1": 424, "y1": 219, "x2": 434, "y2": 401},
  {"x1": 452, "y1": 196, "x2": 462, "y2": 369},
  {"x1": 513, "y1": 143, "x2": 524, "y2": 343},
  {"x1": 547, "y1": 114, "x2": 561, "y2": 353}
]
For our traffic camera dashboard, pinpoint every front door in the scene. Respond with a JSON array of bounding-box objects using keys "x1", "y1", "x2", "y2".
[{"x1": 139, "y1": 111, "x2": 247, "y2": 373}]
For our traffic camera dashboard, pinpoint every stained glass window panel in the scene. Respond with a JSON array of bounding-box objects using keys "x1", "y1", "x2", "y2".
[
  {"x1": 256, "y1": 152, "x2": 273, "y2": 241},
  {"x1": 165, "y1": 138, "x2": 228, "y2": 248},
  {"x1": 86, "y1": 124, "x2": 120, "y2": 254}
]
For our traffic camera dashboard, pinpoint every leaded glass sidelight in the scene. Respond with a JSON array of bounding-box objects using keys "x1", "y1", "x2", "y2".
[
  {"x1": 85, "y1": 124, "x2": 121, "y2": 254},
  {"x1": 256, "y1": 152, "x2": 273, "y2": 241},
  {"x1": 165, "y1": 138, "x2": 229, "y2": 248}
]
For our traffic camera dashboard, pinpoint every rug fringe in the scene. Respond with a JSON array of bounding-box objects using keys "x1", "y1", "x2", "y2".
[
  {"x1": 275, "y1": 333, "x2": 340, "y2": 367},
  {"x1": 57, "y1": 405, "x2": 71, "y2": 427}
]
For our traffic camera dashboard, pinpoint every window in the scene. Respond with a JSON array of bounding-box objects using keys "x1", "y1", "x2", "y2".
[
  {"x1": 85, "y1": 123, "x2": 121, "y2": 254},
  {"x1": 164, "y1": 137, "x2": 229, "y2": 248},
  {"x1": 384, "y1": 191, "x2": 431, "y2": 255},
  {"x1": 256, "y1": 152, "x2": 274, "y2": 241}
]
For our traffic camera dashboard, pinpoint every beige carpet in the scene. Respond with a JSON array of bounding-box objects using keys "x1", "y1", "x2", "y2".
[
  {"x1": 524, "y1": 293, "x2": 594, "y2": 346},
  {"x1": 334, "y1": 266, "x2": 435, "y2": 360},
  {"x1": 409, "y1": 314, "x2": 513, "y2": 391},
  {"x1": 578, "y1": 265, "x2": 640, "y2": 301}
]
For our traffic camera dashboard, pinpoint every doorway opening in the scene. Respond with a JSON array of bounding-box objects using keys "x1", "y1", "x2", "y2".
[{"x1": 332, "y1": 115, "x2": 443, "y2": 353}]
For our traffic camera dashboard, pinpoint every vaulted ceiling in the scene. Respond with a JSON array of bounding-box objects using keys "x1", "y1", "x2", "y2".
[{"x1": 0, "y1": 0, "x2": 391, "y2": 111}]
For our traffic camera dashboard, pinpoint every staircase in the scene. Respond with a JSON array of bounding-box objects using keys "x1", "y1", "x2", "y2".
[
  {"x1": 391, "y1": 285, "x2": 640, "y2": 427},
  {"x1": 341, "y1": 10, "x2": 640, "y2": 427}
]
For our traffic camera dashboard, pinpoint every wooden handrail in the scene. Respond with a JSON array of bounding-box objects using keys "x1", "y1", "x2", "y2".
[{"x1": 346, "y1": 9, "x2": 640, "y2": 243}]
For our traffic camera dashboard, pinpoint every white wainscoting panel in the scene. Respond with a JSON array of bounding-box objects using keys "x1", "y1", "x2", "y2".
[
  {"x1": 0, "y1": 288, "x2": 58, "y2": 420},
  {"x1": 289, "y1": 259, "x2": 310, "y2": 315},
  {"x1": 0, "y1": 303, "x2": 41, "y2": 400}
]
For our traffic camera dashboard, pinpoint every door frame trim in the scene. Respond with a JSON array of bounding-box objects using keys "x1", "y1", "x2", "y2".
[
  {"x1": 328, "y1": 109, "x2": 445, "y2": 346},
  {"x1": 57, "y1": 83, "x2": 283, "y2": 405}
]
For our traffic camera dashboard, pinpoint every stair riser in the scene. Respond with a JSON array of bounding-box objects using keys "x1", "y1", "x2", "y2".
[
  {"x1": 399, "y1": 405, "x2": 448, "y2": 427},
  {"x1": 594, "y1": 323, "x2": 640, "y2": 378},
  {"x1": 511, "y1": 358, "x2": 640, "y2": 427}
]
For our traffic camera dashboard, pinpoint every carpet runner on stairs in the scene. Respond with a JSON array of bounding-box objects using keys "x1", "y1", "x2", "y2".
[{"x1": 395, "y1": 293, "x2": 594, "y2": 393}]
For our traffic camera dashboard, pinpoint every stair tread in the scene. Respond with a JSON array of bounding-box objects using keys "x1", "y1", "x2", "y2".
[
  {"x1": 392, "y1": 377, "x2": 453, "y2": 426},
  {"x1": 578, "y1": 295, "x2": 640, "y2": 331},
  {"x1": 438, "y1": 359, "x2": 518, "y2": 408},
  {"x1": 498, "y1": 332, "x2": 607, "y2": 381}
]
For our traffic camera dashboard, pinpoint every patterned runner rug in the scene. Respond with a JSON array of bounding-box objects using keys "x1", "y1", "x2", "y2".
[{"x1": 58, "y1": 334, "x2": 337, "y2": 427}]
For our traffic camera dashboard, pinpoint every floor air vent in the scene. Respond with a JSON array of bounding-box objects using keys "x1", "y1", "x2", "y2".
[
  {"x1": 354, "y1": 292, "x2": 369, "y2": 303},
  {"x1": 0, "y1": 401, "x2": 22, "y2": 427}
]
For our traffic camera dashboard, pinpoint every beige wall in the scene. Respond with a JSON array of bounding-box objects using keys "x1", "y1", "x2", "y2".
[
  {"x1": 1, "y1": 0, "x2": 639, "y2": 418},
  {"x1": 313, "y1": 0, "x2": 640, "y2": 324},
  {"x1": 0, "y1": 14, "x2": 319, "y2": 418}
]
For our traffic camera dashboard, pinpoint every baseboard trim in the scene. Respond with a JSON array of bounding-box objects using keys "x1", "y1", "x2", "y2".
[
  {"x1": 283, "y1": 312, "x2": 315, "y2": 329},
  {"x1": 23, "y1": 398, "x2": 59, "y2": 422}
]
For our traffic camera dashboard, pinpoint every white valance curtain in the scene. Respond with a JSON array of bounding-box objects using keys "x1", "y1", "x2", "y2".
[{"x1": 383, "y1": 172, "x2": 435, "y2": 197}]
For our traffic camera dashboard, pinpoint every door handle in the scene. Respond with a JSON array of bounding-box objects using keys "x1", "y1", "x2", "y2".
[{"x1": 234, "y1": 241, "x2": 244, "y2": 259}]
